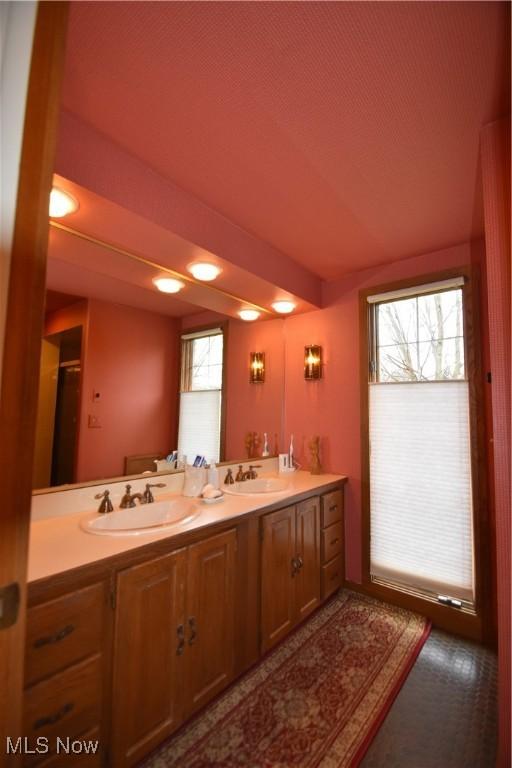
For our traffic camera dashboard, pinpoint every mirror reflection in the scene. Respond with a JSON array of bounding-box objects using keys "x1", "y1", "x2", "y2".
[{"x1": 33, "y1": 275, "x2": 285, "y2": 490}]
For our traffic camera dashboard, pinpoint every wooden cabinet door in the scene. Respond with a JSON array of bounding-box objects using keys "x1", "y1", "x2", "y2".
[
  {"x1": 261, "y1": 506, "x2": 296, "y2": 653},
  {"x1": 295, "y1": 497, "x2": 321, "y2": 622},
  {"x1": 112, "y1": 549, "x2": 186, "y2": 768},
  {"x1": 185, "y1": 529, "x2": 236, "y2": 716}
]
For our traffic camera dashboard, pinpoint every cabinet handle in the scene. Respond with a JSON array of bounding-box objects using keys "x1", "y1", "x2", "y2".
[
  {"x1": 291, "y1": 557, "x2": 298, "y2": 577},
  {"x1": 329, "y1": 504, "x2": 338, "y2": 512},
  {"x1": 330, "y1": 538, "x2": 340, "y2": 546},
  {"x1": 188, "y1": 616, "x2": 197, "y2": 645},
  {"x1": 176, "y1": 624, "x2": 185, "y2": 655},
  {"x1": 296, "y1": 555, "x2": 304, "y2": 570},
  {"x1": 34, "y1": 624, "x2": 75, "y2": 648},
  {"x1": 33, "y1": 702, "x2": 73, "y2": 730}
]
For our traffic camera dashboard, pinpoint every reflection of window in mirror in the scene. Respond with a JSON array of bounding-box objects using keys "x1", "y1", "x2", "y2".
[{"x1": 178, "y1": 326, "x2": 226, "y2": 463}]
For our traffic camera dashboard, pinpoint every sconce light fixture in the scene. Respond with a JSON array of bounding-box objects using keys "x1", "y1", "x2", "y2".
[
  {"x1": 304, "y1": 345, "x2": 322, "y2": 380},
  {"x1": 250, "y1": 352, "x2": 265, "y2": 383}
]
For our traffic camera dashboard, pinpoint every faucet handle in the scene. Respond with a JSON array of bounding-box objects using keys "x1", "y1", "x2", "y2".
[
  {"x1": 142, "y1": 482, "x2": 166, "y2": 504},
  {"x1": 94, "y1": 489, "x2": 113, "y2": 514}
]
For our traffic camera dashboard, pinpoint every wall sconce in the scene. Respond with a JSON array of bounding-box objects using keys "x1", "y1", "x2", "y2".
[
  {"x1": 250, "y1": 352, "x2": 265, "y2": 383},
  {"x1": 304, "y1": 345, "x2": 322, "y2": 380}
]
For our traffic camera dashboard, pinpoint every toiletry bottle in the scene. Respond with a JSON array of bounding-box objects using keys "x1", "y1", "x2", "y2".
[
  {"x1": 262, "y1": 432, "x2": 269, "y2": 457},
  {"x1": 289, "y1": 434, "x2": 294, "y2": 469},
  {"x1": 208, "y1": 460, "x2": 219, "y2": 489}
]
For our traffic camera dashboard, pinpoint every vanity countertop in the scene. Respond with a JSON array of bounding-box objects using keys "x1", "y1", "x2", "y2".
[{"x1": 28, "y1": 471, "x2": 347, "y2": 584}]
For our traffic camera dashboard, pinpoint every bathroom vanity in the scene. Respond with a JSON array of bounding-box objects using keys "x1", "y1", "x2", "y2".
[{"x1": 24, "y1": 473, "x2": 346, "y2": 768}]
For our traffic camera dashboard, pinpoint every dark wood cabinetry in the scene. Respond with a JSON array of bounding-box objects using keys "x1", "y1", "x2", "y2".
[
  {"x1": 112, "y1": 529, "x2": 236, "y2": 767},
  {"x1": 261, "y1": 496, "x2": 322, "y2": 652},
  {"x1": 261, "y1": 506, "x2": 297, "y2": 651},
  {"x1": 25, "y1": 482, "x2": 344, "y2": 767},
  {"x1": 185, "y1": 530, "x2": 236, "y2": 716},
  {"x1": 112, "y1": 549, "x2": 186, "y2": 767},
  {"x1": 23, "y1": 580, "x2": 109, "y2": 768},
  {"x1": 295, "y1": 497, "x2": 321, "y2": 621},
  {"x1": 321, "y1": 490, "x2": 345, "y2": 599}
]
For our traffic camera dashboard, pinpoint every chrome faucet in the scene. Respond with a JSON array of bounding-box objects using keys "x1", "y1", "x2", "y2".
[
  {"x1": 119, "y1": 484, "x2": 144, "y2": 509},
  {"x1": 94, "y1": 489, "x2": 113, "y2": 514}
]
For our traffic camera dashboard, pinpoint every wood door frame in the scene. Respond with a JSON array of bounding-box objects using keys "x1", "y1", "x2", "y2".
[
  {"x1": 0, "y1": 1, "x2": 69, "y2": 757},
  {"x1": 358, "y1": 264, "x2": 492, "y2": 642}
]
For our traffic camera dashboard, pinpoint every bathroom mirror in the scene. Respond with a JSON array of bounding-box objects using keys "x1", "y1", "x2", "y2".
[{"x1": 32, "y1": 188, "x2": 287, "y2": 492}]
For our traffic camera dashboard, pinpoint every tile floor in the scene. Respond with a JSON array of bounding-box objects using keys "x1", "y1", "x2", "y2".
[{"x1": 361, "y1": 629, "x2": 498, "y2": 768}]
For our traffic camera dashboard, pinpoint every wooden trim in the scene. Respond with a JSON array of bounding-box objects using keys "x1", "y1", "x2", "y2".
[
  {"x1": 0, "y1": 0, "x2": 69, "y2": 755},
  {"x1": 359, "y1": 265, "x2": 491, "y2": 642}
]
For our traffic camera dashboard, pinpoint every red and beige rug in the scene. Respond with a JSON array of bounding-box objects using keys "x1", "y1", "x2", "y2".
[{"x1": 144, "y1": 590, "x2": 430, "y2": 768}]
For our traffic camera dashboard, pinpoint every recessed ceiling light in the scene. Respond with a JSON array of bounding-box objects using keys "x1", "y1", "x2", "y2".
[
  {"x1": 153, "y1": 277, "x2": 184, "y2": 294},
  {"x1": 188, "y1": 262, "x2": 222, "y2": 281},
  {"x1": 238, "y1": 309, "x2": 260, "y2": 322},
  {"x1": 272, "y1": 300, "x2": 296, "y2": 314},
  {"x1": 49, "y1": 187, "x2": 79, "y2": 218}
]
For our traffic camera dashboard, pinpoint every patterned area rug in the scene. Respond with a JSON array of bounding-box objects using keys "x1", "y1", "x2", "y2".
[{"x1": 144, "y1": 591, "x2": 430, "y2": 768}]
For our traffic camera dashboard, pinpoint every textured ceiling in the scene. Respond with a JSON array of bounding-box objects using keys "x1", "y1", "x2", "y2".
[{"x1": 61, "y1": 1, "x2": 510, "y2": 280}]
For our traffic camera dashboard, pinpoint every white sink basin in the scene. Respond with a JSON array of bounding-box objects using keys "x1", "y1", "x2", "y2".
[
  {"x1": 81, "y1": 499, "x2": 199, "y2": 536},
  {"x1": 224, "y1": 477, "x2": 289, "y2": 496}
]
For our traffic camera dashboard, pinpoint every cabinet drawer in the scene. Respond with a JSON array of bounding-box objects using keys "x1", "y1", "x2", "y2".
[
  {"x1": 25, "y1": 583, "x2": 104, "y2": 687},
  {"x1": 24, "y1": 656, "x2": 102, "y2": 766},
  {"x1": 321, "y1": 490, "x2": 343, "y2": 528},
  {"x1": 322, "y1": 556, "x2": 343, "y2": 600},
  {"x1": 321, "y1": 521, "x2": 343, "y2": 563}
]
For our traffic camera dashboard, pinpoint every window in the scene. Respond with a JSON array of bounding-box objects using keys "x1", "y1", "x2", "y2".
[
  {"x1": 366, "y1": 276, "x2": 476, "y2": 608},
  {"x1": 178, "y1": 328, "x2": 224, "y2": 463}
]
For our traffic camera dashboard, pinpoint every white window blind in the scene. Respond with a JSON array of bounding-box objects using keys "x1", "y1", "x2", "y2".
[
  {"x1": 369, "y1": 381, "x2": 475, "y2": 603},
  {"x1": 178, "y1": 390, "x2": 222, "y2": 463}
]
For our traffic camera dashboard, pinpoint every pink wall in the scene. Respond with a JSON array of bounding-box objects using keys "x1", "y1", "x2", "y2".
[
  {"x1": 78, "y1": 300, "x2": 180, "y2": 481},
  {"x1": 481, "y1": 118, "x2": 510, "y2": 768},
  {"x1": 282, "y1": 240, "x2": 486, "y2": 582},
  {"x1": 45, "y1": 299, "x2": 180, "y2": 483},
  {"x1": 225, "y1": 318, "x2": 285, "y2": 460}
]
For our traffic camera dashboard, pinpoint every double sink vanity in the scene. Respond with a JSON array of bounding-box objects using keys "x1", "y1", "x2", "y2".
[{"x1": 26, "y1": 465, "x2": 346, "y2": 768}]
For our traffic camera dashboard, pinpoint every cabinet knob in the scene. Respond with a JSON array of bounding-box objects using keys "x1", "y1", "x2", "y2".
[
  {"x1": 176, "y1": 624, "x2": 185, "y2": 655},
  {"x1": 188, "y1": 616, "x2": 197, "y2": 645}
]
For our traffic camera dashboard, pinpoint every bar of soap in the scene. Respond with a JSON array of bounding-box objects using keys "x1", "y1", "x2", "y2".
[{"x1": 203, "y1": 487, "x2": 222, "y2": 499}]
